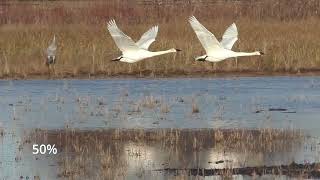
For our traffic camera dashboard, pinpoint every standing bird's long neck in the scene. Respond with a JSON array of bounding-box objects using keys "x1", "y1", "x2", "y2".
[{"x1": 52, "y1": 35, "x2": 56, "y2": 45}]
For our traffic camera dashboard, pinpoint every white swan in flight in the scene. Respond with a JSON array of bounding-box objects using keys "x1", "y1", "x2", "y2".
[
  {"x1": 188, "y1": 16, "x2": 263, "y2": 62},
  {"x1": 107, "y1": 20, "x2": 181, "y2": 63}
]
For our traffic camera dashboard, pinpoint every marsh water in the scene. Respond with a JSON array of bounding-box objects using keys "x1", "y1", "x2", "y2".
[{"x1": 1, "y1": 76, "x2": 320, "y2": 179}]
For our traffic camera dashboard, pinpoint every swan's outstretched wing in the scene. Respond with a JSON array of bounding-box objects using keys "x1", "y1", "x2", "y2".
[
  {"x1": 188, "y1": 16, "x2": 222, "y2": 54},
  {"x1": 136, "y1": 26, "x2": 158, "y2": 50},
  {"x1": 220, "y1": 23, "x2": 238, "y2": 50},
  {"x1": 107, "y1": 20, "x2": 139, "y2": 52},
  {"x1": 47, "y1": 35, "x2": 57, "y2": 56}
]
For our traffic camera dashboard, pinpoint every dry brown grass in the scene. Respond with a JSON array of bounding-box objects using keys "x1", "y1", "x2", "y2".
[
  {"x1": 26, "y1": 128, "x2": 306, "y2": 178},
  {"x1": 29, "y1": 128, "x2": 304, "y2": 156},
  {"x1": 1, "y1": 0, "x2": 320, "y2": 78}
]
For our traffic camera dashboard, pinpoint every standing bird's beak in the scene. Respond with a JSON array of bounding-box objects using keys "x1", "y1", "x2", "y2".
[{"x1": 175, "y1": 49, "x2": 182, "y2": 52}]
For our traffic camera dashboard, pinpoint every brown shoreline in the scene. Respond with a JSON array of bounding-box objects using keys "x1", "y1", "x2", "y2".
[{"x1": 2, "y1": 70, "x2": 320, "y2": 80}]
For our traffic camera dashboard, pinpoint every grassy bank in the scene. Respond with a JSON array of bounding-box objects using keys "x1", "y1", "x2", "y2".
[{"x1": 1, "y1": 0, "x2": 320, "y2": 78}]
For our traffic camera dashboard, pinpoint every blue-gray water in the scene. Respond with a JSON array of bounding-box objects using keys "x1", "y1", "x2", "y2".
[
  {"x1": 1, "y1": 76, "x2": 320, "y2": 134},
  {"x1": 0, "y1": 76, "x2": 320, "y2": 179}
]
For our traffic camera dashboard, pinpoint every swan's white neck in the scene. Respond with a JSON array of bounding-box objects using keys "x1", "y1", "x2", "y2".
[
  {"x1": 232, "y1": 51, "x2": 261, "y2": 57},
  {"x1": 147, "y1": 48, "x2": 177, "y2": 57}
]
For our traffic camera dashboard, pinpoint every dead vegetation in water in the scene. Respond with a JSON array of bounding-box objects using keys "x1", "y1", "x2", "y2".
[
  {"x1": 140, "y1": 96, "x2": 159, "y2": 109},
  {"x1": 25, "y1": 128, "x2": 306, "y2": 178},
  {"x1": 162, "y1": 162, "x2": 320, "y2": 178},
  {"x1": 1, "y1": 0, "x2": 320, "y2": 78},
  {"x1": 191, "y1": 97, "x2": 200, "y2": 114},
  {"x1": 160, "y1": 102, "x2": 170, "y2": 113}
]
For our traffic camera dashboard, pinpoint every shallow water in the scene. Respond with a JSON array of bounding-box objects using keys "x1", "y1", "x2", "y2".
[
  {"x1": 1, "y1": 76, "x2": 320, "y2": 133},
  {"x1": 0, "y1": 76, "x2": 320, "y2": 179}
]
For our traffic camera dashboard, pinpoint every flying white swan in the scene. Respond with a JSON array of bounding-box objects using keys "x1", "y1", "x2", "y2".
[
  {"x1": 107, "y1": 20, "x2": 181, "y2": 63},
  {"x1": 188, "y1": 16, "x2": 263, "y2": 62}
]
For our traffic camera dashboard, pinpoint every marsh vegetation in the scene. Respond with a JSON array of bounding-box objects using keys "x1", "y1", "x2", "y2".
[
  {"x1": 25, "y1": 128, "x2": 314, "y2": 179},
  {"x1": 1, "y1": 0, "x2": 320, "y2": 78}
]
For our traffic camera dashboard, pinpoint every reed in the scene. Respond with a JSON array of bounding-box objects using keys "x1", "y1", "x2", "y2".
[
  {"x1": 1, "y1": 0, "x2": 320, "y2": 78},
  {"x1": 27, "y1": 128, "x2": 306, "y2": 178}
]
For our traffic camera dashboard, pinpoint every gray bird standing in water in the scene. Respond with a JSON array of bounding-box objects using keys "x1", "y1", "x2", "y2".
[{"x1": 46, "y1": 35, "x2": 57, "y2": 74}]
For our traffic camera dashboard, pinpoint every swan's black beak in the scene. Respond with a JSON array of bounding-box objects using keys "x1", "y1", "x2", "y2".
[
  {"x1": 259, "y1": 51, "x2": 265, "y2": 55},
  {"x1": 175, "y1": 49, "x2": 182, "y2": 52}
]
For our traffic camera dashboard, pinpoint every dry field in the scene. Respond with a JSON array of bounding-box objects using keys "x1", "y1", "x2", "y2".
[{"x1": 0, "y1": 0, "x2": 320, "y2": 78}]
